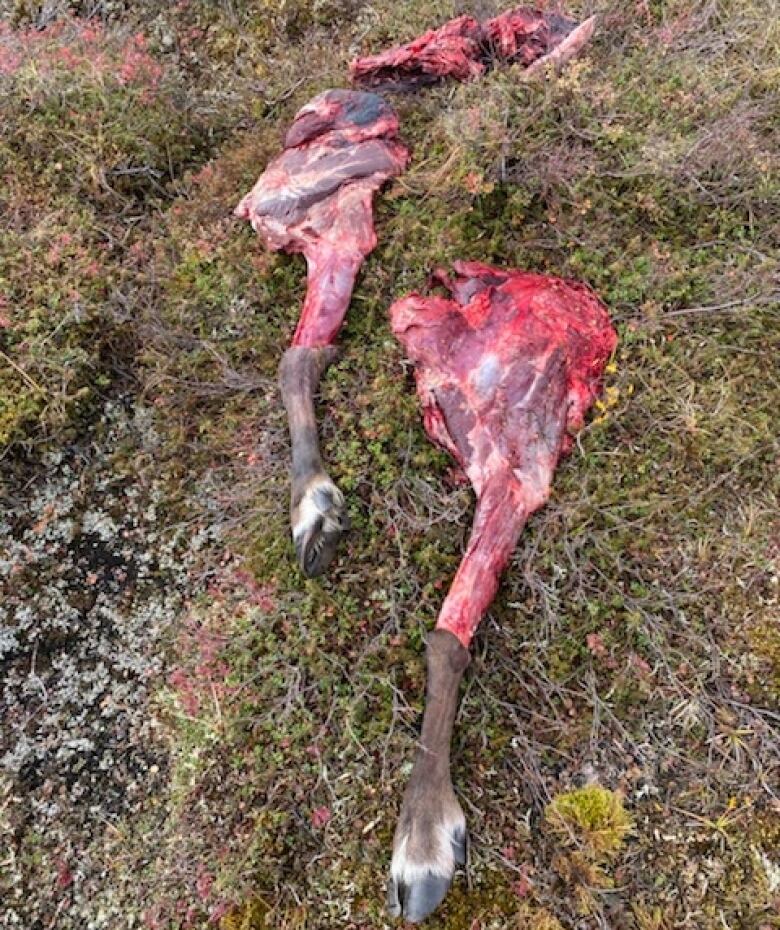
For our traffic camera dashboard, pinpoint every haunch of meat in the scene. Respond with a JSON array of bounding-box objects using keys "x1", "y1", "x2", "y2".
[
  {"x1": 350, "y1": 7, "x2": 596, "y2": 90},
  {"x1": 391, "y1": 261, "x2": 617, "y2": 646},
  {"x1": 235, "y1": 90, "x2": 408, "y2": 577},
  {"x1": 235, "y1": 89, "x2": 408, "y2": 347}
]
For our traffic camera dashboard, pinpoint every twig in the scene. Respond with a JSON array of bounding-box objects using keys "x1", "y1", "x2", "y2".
[
  {"x1": 663, "y1": 294, "x2": 777, "y2": 317},
  {"x1": 0, "y1": 350, "x2": 46, "y2": 395}
]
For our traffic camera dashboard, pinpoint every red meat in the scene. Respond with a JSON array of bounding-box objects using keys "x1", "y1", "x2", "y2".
[
  {"x1": 350, "y1": 7, "x2": 596, "y2": 89},
  {"x1": 235, "y1": 89, "x2": 408, "y2": 347},
  {"x1": 391, "y1": 262, "x2": 617, "y2": 647},
  {"x1": 351, "y1": 15, "x2": 484, "y2": 88}
]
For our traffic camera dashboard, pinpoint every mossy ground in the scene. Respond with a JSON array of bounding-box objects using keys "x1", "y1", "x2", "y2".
[{"x1": 1, "y1": 1, "x2": 778, "y2": 928}]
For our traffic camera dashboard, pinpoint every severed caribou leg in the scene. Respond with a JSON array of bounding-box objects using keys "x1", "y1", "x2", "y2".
[
  {"x1": 236, "y1": 89, "x2": 408, "y2": 575},
  {"x1": 387, "y1": 262, "x2": 617, "y2": 921},
  {"x1": 277, "y1": 243, "x2": 366, "y2": 574}
]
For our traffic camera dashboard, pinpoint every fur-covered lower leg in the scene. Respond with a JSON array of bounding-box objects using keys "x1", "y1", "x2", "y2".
[
  {"x1": 279, "y1": 345, "x2": 347, "y2": 577},
  {"x1": 387, "y1": 629, "x2": 471, "y2": 923}
]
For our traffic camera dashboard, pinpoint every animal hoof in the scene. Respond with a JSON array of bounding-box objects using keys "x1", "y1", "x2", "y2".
[
  {"x1": 387, "y1": 871, "x2": 454, "y2": 924},
  {"x1": 387, "y1": 811, "x2": 467, "y2": 922},
  {"x1": 292, "y1": 476, "x2": 349, "y2": 577}
]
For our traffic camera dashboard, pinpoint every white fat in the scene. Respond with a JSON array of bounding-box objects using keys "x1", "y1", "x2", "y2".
[
  {"x1": 390, "y1": 816, "x2": 465, "y2": 882},
  {"x1": 292, "y1": 478, "x2": 343, "y2": 540},
  {"x1": 470, "y1": 353, "x2": 501, "y2": 398}
]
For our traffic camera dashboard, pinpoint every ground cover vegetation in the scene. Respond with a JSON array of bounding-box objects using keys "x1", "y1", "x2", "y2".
[{"x1": 0, "y1": 0, "x2": 778, "y2": 928}]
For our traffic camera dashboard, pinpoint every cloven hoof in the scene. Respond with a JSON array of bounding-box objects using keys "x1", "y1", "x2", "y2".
[
  {"x1": 387, "y1": 794, "x2": 467, "y2": 922},
  {"x1": 291, "y1": 475, "x2": 349, "y2": 577}
]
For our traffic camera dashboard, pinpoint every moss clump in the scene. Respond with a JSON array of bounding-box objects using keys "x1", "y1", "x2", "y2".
[
  {"x1": 515, "y1": 904, "x2": 565, "y2": 930},
  {"x1": 545, "y1": 785, "x2": 633, "y2": 859},
  {"x1": 545, "y1": 787, "x2": 633, "y2": 917},
  {"x1": 220, "y1": 897, "x2": 271, "y2": 930}
]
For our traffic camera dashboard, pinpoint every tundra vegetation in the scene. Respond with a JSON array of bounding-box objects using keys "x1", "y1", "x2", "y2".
[{"x1": 0, "y1": 1, "x2": 777, "y2": 929}]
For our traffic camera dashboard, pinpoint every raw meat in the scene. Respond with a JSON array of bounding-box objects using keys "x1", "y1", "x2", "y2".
[
  {"x1": 352, "y1": 15, "x2": 485, "y2": 88},
  {"x1": 350, "y1": 7, "x2": 596, "y2": 90},
  {"x1": 235, "y1": 88, "x2": 409, "y2": 347},
  {"x1": 390, "y1": 261, "x2": 617, "y2": 646}
]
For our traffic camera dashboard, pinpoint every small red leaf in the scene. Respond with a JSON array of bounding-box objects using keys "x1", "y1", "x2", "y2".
[{"x1": 311, "y1": 806, "x2": 331, "y2": 828}]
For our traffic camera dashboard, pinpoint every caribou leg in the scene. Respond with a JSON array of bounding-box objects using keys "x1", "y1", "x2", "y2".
[
  {"x1": 278, "y1": 345, "x2": 349, "y2": 577},
  {"x1": 387, "y1": 483, "x2": 529, "y2": 921},
  {"x1": 387, "y1": 629, "x2": 470, "y2": 923}
]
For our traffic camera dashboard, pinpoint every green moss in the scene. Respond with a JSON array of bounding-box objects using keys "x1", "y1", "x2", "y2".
[
  {"x1": 219, "y1": 898, "x2": 272, "y2": 930},
  {"x1": 545, "y1": 786, "x2": 633, "y2": 859}
]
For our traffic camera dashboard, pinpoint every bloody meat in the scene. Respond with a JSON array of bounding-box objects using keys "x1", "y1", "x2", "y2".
[
  {"x1": 235, "y1": 88, "x2": 408, "y2": 347},
  {"x1": 390, "y1": 261, "x2": 617, "y2": 646},
  {"x1": 350, "y1": 7, "x2": 596, "y2": 90}
]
